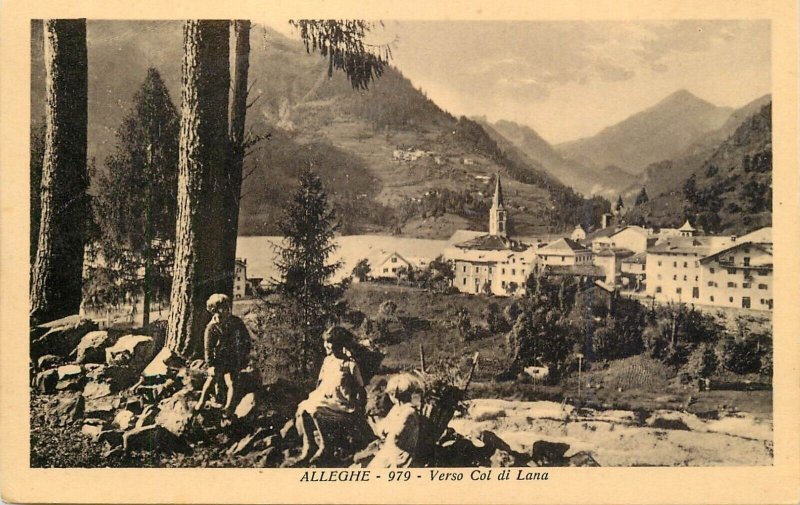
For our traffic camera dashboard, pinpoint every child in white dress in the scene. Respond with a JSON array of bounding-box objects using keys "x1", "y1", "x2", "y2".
[{"x1": 369, "y1": 373, "x2": 422, "y2": 468}]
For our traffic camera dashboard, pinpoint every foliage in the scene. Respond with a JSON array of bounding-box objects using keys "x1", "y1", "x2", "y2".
[
  {"x1": 85, "y1": 68, "x2": 179, "y2": 313},
  {"x1": 483, "y1": 302, "x2": 510, "y2": 334},
  {"x1": 423, "y1": 255, "x2": 455, "y2": 293},
  {"x1": 270, "y1": 167, "x2": 348, "y2": 377},
  {"x1": 351, "y1": 258, "x2": 371, "y2": 282},
  {"x1": 289, "y1": 20, "x2": 392, "y2": 90},
  {"x1": 634, "y1": 187, "x2": 649, "y2": 206},
  {"x1": 716, "y1": 336, "x2": 762, "y2": 375},
  {"x1": 686, "y1": 344, "x2": 718, "y2": 379}
]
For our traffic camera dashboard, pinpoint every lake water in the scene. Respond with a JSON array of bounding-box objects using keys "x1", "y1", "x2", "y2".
[{"x1": 235, "y1": 234, "x2": 454, "y2": 284}]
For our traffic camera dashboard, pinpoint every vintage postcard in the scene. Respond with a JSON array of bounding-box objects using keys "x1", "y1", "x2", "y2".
[{"x1": 1, "y1": 0, "x2": 798, "y2": 503}]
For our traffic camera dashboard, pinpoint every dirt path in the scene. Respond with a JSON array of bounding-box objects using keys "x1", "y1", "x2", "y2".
[{"x1": 450, "y1": 399, "x2": 773, "y2": 466}]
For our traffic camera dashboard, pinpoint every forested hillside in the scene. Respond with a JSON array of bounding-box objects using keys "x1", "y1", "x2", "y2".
[{"x1": 626, "y1": 103, "x2": 772, "y2": 235}]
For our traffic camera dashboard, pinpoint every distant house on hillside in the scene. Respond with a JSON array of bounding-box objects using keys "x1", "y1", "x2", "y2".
[
  {"x1": 373, "y1": 251, "x2": 429, "y2": 279},
  {"x1": 570, "y1": 224, "x2": 586, "y2": 241},
  {"x1": 536, "y1": 237, "x2": 593, "y2": 266}
]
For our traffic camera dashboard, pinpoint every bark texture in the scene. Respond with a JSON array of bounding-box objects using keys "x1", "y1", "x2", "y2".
[
  {"x1": 30, "y1": 19, "x2": 88, "y2": 325},
  {"x1": 220, "y1": 19, "x2": 252, "y2": 296},
  {"x1": 166, "y1": 20, "x2": 230, "y2": 357}
]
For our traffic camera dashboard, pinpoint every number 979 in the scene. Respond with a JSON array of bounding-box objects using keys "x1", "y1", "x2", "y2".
[{"x1": 387, "y1": 470, "x2": 411, "y2": 482}]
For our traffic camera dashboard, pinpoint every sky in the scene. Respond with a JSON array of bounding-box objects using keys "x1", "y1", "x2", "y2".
[{"x1": 267, "y1": 20, "x2": 771, "y2": 144}]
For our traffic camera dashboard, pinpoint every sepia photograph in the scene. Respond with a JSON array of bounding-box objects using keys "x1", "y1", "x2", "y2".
[{"x1": 2, "y1": 1, "x2": 799, "y2": 503}]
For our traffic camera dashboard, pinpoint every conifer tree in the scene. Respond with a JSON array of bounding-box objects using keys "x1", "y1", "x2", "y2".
[
  {"x1": 634, "y1": 186, "x2": 649, "y2": 206},
  {"x1": 88, "y1": 68, "x2": 179, "y2": 326},
  {"x1": 271, "y1": 166, "x2": 346, "y2": 376}
]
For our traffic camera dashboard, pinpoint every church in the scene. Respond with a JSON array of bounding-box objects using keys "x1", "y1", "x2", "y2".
[{"x1": 443, "y1": 176, "x2": 538, "y2": 296}]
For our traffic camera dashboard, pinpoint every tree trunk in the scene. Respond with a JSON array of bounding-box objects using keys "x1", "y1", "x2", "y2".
[
  {"x1": 220, "y1": 19, "x2": 251, "y2": 297},
  {"x1": 30, "y1": 19, "x2": 88, "y2": 325},
  {"x1": 142, "y1": 144, "x2": 154, "y2": 329},
  {"x1": 166, "y1": 20, "x2": 230, "y2": 358}
]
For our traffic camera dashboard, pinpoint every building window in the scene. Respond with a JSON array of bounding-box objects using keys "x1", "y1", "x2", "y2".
[
  {"x1": 726, "y1": 268, "x2": 736, "y2": 275},
  {"x1": 657, "y1": 274, "x2": 662, "y2": 280},
  {"x1": 743, "y1": 257, "x2": 750, "y2": 266},
  {"x1": 391, "y1": 257, "x2": 398, "y2": 263},
  {"x1": 683, "y1": 262, "x2": 687, "y2": 268},
  {"x1": 695, "y1": 276, "x2": 699, "y2": 281},
  {"x1": 463, "y1": 278, "x2": 467, "y2": 285},
  {"x1": 673, "y1": 275, "x2": 677, "y2": 281},
  {"x1": 692, "y1": 287, "x2": 699, "y2": 299},
  {"x1": 707, "y1": 281, "x2": 714, "y2": 287},
  {"x1": 561, "y1": 256, "x2": 565, "y2": 262},
  {"x1": 683, "y1": 275, "x2": 687, "y2": 281},
  {"x1": 673, "y1": 261, "x2": 677, "y2": 267},
  {"x1": 743, "y1": 282, "x2": 751, "y2": 289},
  {"x1": 742, "y1": 297, "x2": 751, "y2": 309},
  {"x1": 758, "y1": 284, "x2": 768, "y2": 290},
  {"x1": 383, "y1": 268, "x2": 388, "y2": 273},
  {"x1": 657, "y1": 260, "x2": 662, "y2": 266},
  {"x1": 512, "y1": 269, "x2": 516, "y2": 275},
  {"x1": 676, "y1": 287, "x2": 682, "y2": 294},
  {"x1": 488, "y1": 267, "x2": 492, "y2": 274},
  {"x1": 727, "y1": 282, "x2": 736, "y2": 288},
  {"x1": 694, "y1": 261, "x2": 699, "y2": 267},
  {"x1": 758, "y1": 269, "x2": 768, "y2": 276},
  {"x1": 744, "y1": 248, "x2": 750, "y2": 253},
  {"x1": 710, "y1": 268, "x2": 715, "y2": 274},
  {"x1": 462, "y1": 266, "x2": 466, "y2": 273},
  {"x1": 475, "y1": 267, "x2": 479, "y2": 273},
  {"x1": 710, "y1": 296, "x2": 715, "y2": 302},
  {"x1": 501, "y1": 281, "x2": 506, "y2": 288},
  {"x1": 392, "y1": 268, "x2": 397, "y2": 273},
  {"x1": 655, "y1": 287, "x2": 662, "y2": 294},
  {"x1": 729, "y1": 297, "x2": 734, "y2": 303},
  {"x1": 502, "y1": 268, "x2": 506, "y2": 274}
]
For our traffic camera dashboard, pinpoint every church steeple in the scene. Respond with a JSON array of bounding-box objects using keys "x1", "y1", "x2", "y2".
[{"x1": 489, "y1": 174, "x2": 508, "y2": 237}]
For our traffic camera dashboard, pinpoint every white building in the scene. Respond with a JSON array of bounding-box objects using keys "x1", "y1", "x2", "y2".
[
  {"x1": 445, "y1": 175, "x2": 538, "y2": 296},
  {"x1": 570, "y1": 224, "x2": 586, "y2": 241},
  {"x1": 645, "y1": 224, "x2": 772, "y2": 311},
  {"x1": 373, "y1": 252, "x2": 429, "y2": 279},
  {"x1": 536, "y1": 237, "x2": 593, "y2": 266},
  {"x1": 234, "y1": 258, "x2": 247, "y2": 299}
]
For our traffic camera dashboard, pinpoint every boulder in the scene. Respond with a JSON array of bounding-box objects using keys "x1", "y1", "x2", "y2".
[
  {"x1": 48, "y1": 393, "x2": 85, "y2": 426},
  {"x1": 56, "y1": 376, "x2": 84, "y2": 392},
  {"x1": 37, "y1": 355, "x2": 61, "y2": 370},
  {"x1": 135, "y1": 405, "x2": 159, "y2": 429},
  {"x1": 136, "y1": 378, "x2": 179, "y2": 404},
  {"x1": 123, "y1": 397, "x2": 144, "y2": 415},
  {"x1": 568, "y1": 451, "x2": 601, "y2": 467},
  {"x1": 530, "y1": 440, "x2": 571, "y2": 467},
  {"x1": 84, "y1": 397, "x2": 116, "y2": 419},
  {"x1": 489, "y1": 449, "x2": 516, "y2": 467},
  {"x1": 154, "y1": 391, "x2": 195, "y2": 437},
  {"x1": 84, "y1": 364, "x2": 106, "y2": 381},
  {"x1": 234, "y1": 392, "x2": 257, "y2": 420},
  {"x1": 142, "y1": 347, "x2": 185, "y2": 384},
  {"x1": 105, "y1": 335, "x2": 156, "y2": 373},
  {"x1": 123, "y1": 425, "x2": 189, "y2": 454},
  {"x1": 57, "y1": 364, "x2": 83, "y2": 380},
  {"x1": 81, "y1": 423, "x2": 104, "y2": 442},
  {"x1": 76, "y1": 331, "x2": 118, "y2": 364},
  {"x1": 83, "y1": 380, "x2": 113, "y2": 400},
  {"x1": 227, "y1": 429, "x2": 266, "y2": 456},
  {"x1": 98, "y1": 429, "x2": 123, "y2": 449},
  {"x1": 113, "y1": 410, "x2": 136, "y2": 431},
  {"x1": 34, "y1": 369, "x2": 59, "y2": 394},
  {"x1": 31, "y1": 317, "x2": 98, "y2": 359},
  {"x1": 103, "y1": 365, "x2": 139, "y2": 392}
]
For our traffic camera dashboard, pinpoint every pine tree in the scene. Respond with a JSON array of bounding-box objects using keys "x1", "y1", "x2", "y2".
[
  {"x1": 166, "y1": 20, "x2": 230, "y2": 358},
  {"x1": 271, "y1": 166, "x2": 346, "y2": 376},
  {"x1": 634, "y1": 186, "x2": 649, "y2": 206},
  {"x1": 30, "y1": 19, "x2": 89, "y2": 324},
  {"x1": 30, "y1": 123, "x2": 46, "y2": 267},
  {"x1": 88, "y1": 68, "x2": 179, "y2": 327}
]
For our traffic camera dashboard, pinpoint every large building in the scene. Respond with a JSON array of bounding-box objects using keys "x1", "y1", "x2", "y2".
[
  {"x1": 444, "y1": 176, "x2": 537, "y2": 296},
  {"x1": 645, "y1": 225, "x2": 772, "y2": 311},
  {"x1": 234, "y1": 258, "x2": 248, "y2": 299}
]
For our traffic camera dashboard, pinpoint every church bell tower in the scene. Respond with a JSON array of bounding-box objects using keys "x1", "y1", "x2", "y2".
[{"x1": 489, "y1": 174, "x2": 508, "y2": 238}]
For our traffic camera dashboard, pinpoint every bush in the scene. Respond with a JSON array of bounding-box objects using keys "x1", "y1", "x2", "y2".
[
  {"x1": 717, "y1": 336, "x2": 762, "y2": 375},
  {"x1": 686, "y1": 344, "x2": 718, "y2": 379}
]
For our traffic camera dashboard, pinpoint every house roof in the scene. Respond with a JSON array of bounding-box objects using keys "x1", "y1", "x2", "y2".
[
  {"x1": 699, "y1": 242, "x2": 773, "y2": 267},
  {"x1": 538, "y1": 237, "x2": 590, "y2": 254},
  {"x1": 738, "y1": 227, "x2": 772, "y2": 243},
  {"x1": 543, "y1": 264, "x2": 605, "y2": 277},
  {"x1": 678, "y1": 220, "x2": 696, "y2": 232},
  {"x1": 454, "y1": 233, "x2": 528, "y2": 252},
  {"x1": 446, "y1": 230, "x2": 486, "y2": 245},
  {"x1": 647, "y1": 236, "x2": 734, "y2": 256},
  {"x1": 582, "y1": 226, "x2": 618, "y2": 243},
  {"x1": 622, "y1": 252, "x2": 647, "y2": 264}
]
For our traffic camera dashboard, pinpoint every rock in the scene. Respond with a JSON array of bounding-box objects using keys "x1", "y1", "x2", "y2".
[
  {"x1": 228, "y1": 429, "x2": 266, "y2": 456},
  {"x1": 103, "y1": 365, "x2": 139, "y2": 391},
  {"x1": 123, "y1": 425, "x2": 189, "y2": 454},
  {"x1": 489, "y1": 449, "x2": 516, "y2": 467},
  {"x1": 155, "y1": 391, "x2": 194, "y2": 437},
  {"x1": 105, "y1": 335, "x2": 156, "y2": 373},
  {"x1": 84, "y1": 364, "x2": 106, "y2": 381},
  {"x1": 102, "y1": 445, "x2": 124, "y2": 459},
  {"x1": 57, "y1": 364, "x2": 83, "y2": 380},
  {"x1": 478, "y1": 430, "x2": 514, "y2": 454},
  {"x1": 142, "y1": 347, "x2": 184, "y2": 384},
  {"x1": 81, "y1": 423, "x2": 104, "y2": 442},
  {"x1": 137, "y1": 378, "x2": 180, "y2": 404},
  {"x1": 34, "y1": 369, "x2": 59, "y2": 394},
  {"x1": 98, "y1": 429, "x2": 123, "y2": 448},
  {"x1": 83, "y1": 380, "x2": 113, "y2": 399},
  {"x1": 31, "y1": 317, "x2": 99, "y2": 359},
  {"x1": 531, "y1": 440, "x2": 570, "y2": 467},
  {"x1": 123, "y1": 397, "x2": 144, "y2": 415},
  {"x1": 37, "y1": 355, "x2": 61, "y2": 370},
  {"x1": 646, "y1": 411, "x2": 692, "y2": 431},
  {"x1": 234, "y1": 392, "x2": 257, "y2": 420},
  {"x1": 135, "y1": 405, "x2": 159, "y2": 429},
  {"x1": 76, "y1": 331, "x2": 117, "y2": 364},
  {"x1": 85, "y1": 397, "x2": 116, "y2": 419},
  {"x1": 113, "y1": 410, "x2": 136, "y2": 430},
  {"x1": 56, "y1": 376, "x2": 84, "y2": 392},
  {"x1": 568, "y1": 451, "x2": 600, "y2": 467},
  {"x1": 48, "y1": 394, "x2": 85, "y2": 426},
  {"x1": 472, "y1": 406, "x2": 507, "y2": 422}
]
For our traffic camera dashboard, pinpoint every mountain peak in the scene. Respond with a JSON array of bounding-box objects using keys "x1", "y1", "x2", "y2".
[{"x1": 658, "y1": 89, "x2": 713, "y2": 108}]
